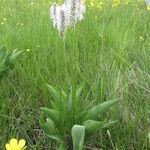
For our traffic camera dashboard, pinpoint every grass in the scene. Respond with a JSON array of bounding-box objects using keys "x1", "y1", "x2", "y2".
[{"x1": 0, "y1": 0, "x2": 150, "y2": 149}]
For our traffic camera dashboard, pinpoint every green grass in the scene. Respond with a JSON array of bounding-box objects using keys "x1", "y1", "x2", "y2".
[{"x1": 0, "y1": 0, "x2": 150, "y2": 149}]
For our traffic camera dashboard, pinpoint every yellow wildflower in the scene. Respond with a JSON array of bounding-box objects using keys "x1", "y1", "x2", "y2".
[
  {"x1": 26, "y1": 49, "x2": 30, "y2": 52},
  {"x1": 90, "y1": 1, "x2": 95, "y2": 7},
  {"x1": 6, "y1": 138, "x2": 26, "y2": 150},
  {"x1": 97, "y1": 2, "x2": 104, "y2": 10},
  {"x1": 125, "y1": 0, "x2": 130, "y2": 5},
  {"x1": 139, "y1": 36, "x2": 144, "y2": 41},
  {"x1": 3, "y1": 18, "x2": 7, "y2": 21},
  {"x1": 112, "y1": 0, "x2": 121, "y2": 8},
  {"x1": 147, "y1": 6, "x2": 150, "y2": 10},
  {"x1": 87, "y1": 0, "x2": 104, "y2": 10}
]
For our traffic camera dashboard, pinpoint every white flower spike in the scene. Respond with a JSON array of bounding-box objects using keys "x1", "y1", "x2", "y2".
[{"x1": 50, "y1": 0, "x2": 86, "y2": 38}]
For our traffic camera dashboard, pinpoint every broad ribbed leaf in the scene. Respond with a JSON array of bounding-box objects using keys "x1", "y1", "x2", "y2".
[
  {"x1": 82, "y1": 120, "x2": 117, "y2": 138},
  {"x1": 41, "y1": 107, "x2": 60, "y2": 125},
  {"x1": 71, "y1": 125, "x2": 85, "y2": 150},
  {"x1": 46, "y1": 84, "x2": 66, "y2": 101},
  {"x1": 76, "y1": 85, "x2": 84, "y2": 98},
  {"x1": 148, "y1": 132, "x2": 150, "y2": 146},
  {"x1": 47, "y1": 135, "x2": 62, "y2": 142},
  {"x1": 84, "y1": 100, "x2": 118, "y2": 120},
  {"x1": 82, "y1": 120, "x2": 105, "y2": 135},
  {"x1": 40, "y1": 118, "x2": 55, "y2": 135}
]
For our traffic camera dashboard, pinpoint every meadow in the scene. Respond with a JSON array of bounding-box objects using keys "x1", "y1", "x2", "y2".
[{"x1": 0, "y1": 0, "x2": 150, "y2": 149}]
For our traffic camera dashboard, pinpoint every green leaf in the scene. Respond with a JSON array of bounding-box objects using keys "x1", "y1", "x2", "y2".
[
  {"x1": 71, "y1": 125, "x2": 85, "y2": 150},
  {"x1": 9, "y1": 49, "x2": 24, "y2": 63},
  {"x1": 101, "y1": 120, "x2": 117, "y2": 129},
  {"x1": 82, "y1": 120, "x2": 105, "y2": 135},
  {"x1": 0, "y1": 47, "x2": 6, "y2": 60},
  {"x1": 46, "y1": 84, "x2": 66, "y2": 101},
  {"x1": 84, "y1": 100, "x2": 118, "y2": 120},
  {"x1": 47, "y1": 135, "x2": 62, "y2": 142},
  {"x1": 58, "y1": 142, "x2": 67, "y2": 150},
  {"x1": 0, "y1": 57, "x2": 6, "y2": 69},
  {"x1": 82, "y1": 120, "x2": 117, "y2": 137},
  {"x1": 60, "y1": 87, "x2": 67, "y2": 100},
  {"x1": 41, "y1": 107, "x2": 60, "y2": 125},
  {"x1": 40, "y1": 118, "x2": 55, "y2": 135},
  {"x1": 67, "y1": 89, "x2": 72, "y2": 112},
  {"x1": 76, "y1": 85, "x2": 84, "y2": 98},
  {"x1": 148, "y1": 132, "x2": 150, "y2": 146}
]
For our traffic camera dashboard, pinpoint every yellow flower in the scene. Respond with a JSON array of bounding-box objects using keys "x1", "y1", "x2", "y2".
[
  {"x1": 6, "y1": 138, "x2": 26, "y2": 150},
  {"x1": 26, "y1": 49, "x2": 30, "y2": 52},
  {"x1": 97, "y1": 2, "x2": 104, "y2": 10},
  {"x1": 112, "y1": 0, "x2": 121, "y2": 7},
  {"x1": 90, "y1": 1, "x2": 94, "y2": 7},
  {"x1": 125, "y1": 0, "x2": 130, "y2": 5},
  {"x1": 3, "y1": 18, "x2": 7, "y2": 21},
  {"x1": 147, "y1": 6, "x2": 150, "y2": 11},
  {"x1": 139, "y1": 36, "x2": 144, "y2": 41}
]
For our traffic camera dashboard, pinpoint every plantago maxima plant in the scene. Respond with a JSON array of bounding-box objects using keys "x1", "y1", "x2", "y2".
[
  {"x1": 0, "y1": 47, "x2": 23, "y2": 81},
  {"x1": 50, "y1": 0, "x2": 86, "y2": 38},
  {"x1": 40, "y1": 84, "x2": 118, "y2": 150}
]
